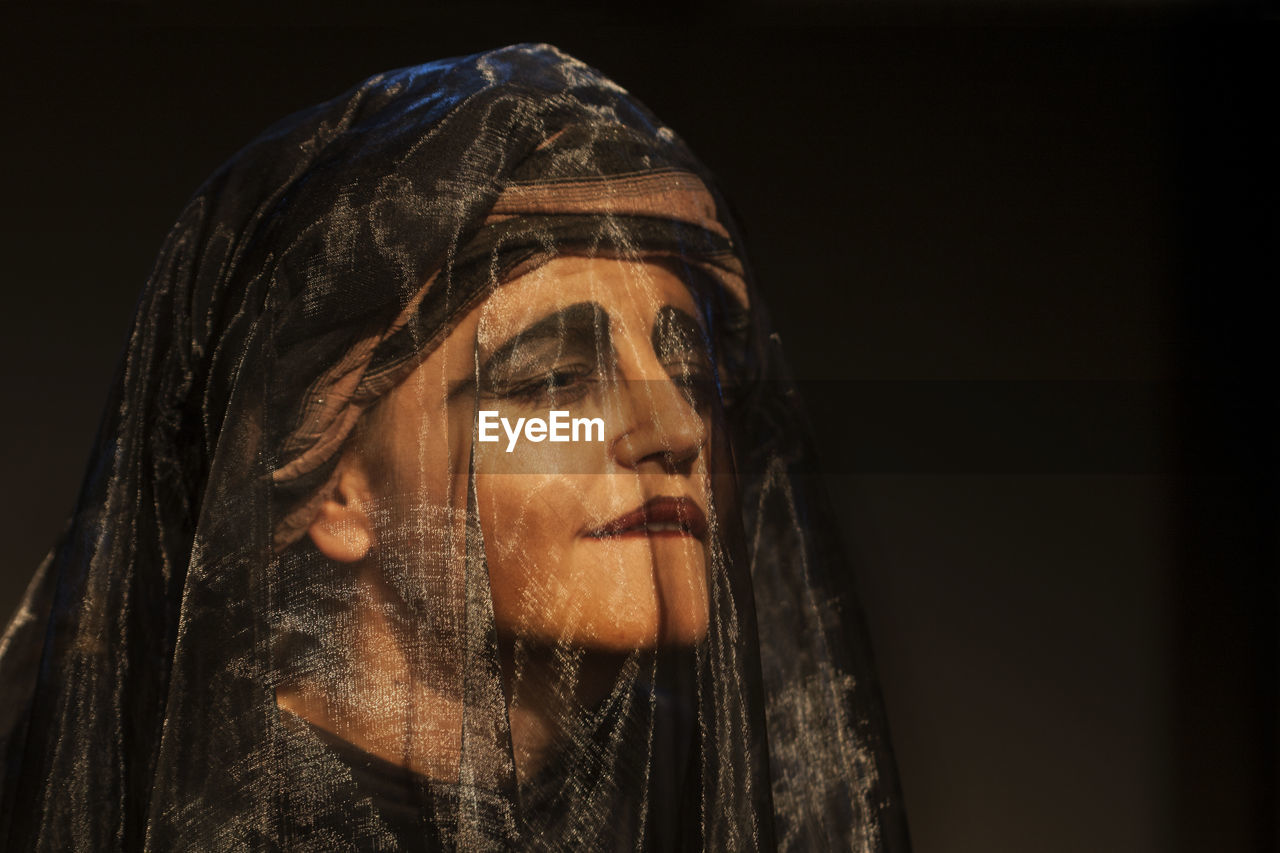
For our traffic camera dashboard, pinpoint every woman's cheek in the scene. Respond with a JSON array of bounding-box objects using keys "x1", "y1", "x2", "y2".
[{"x1": 477, "y1": 471, "x2": 580, "y2": 630}]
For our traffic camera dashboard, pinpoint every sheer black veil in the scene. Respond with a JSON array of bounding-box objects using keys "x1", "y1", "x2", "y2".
[{"x1": 0, "y1": 43, "x2": 908, "y2": 852}]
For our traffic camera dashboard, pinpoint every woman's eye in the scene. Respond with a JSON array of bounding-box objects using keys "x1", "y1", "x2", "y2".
[
  {"x1": 546, "y1": 369, "x2": 582, "y2": 389},
  {"x1": 505, "y1": 365, "x2": 595, "y2": 403},
  {"x1": 665, "y1": 362, "x2": 716, "y2": 407}
]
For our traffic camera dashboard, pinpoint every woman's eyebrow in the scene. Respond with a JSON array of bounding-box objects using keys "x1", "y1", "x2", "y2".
[
  {"x1": 447, "y1": 302, "x2": 615, "y2": 400},
  {"x1": 651, "y1": 305, "x2": 707, "y2": 359},
  {"x1": 483, "y1": 300, "x2": 609, "y2": 369}
]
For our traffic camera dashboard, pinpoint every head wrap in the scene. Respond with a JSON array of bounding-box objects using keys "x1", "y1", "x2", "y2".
[{"x1": 270, "y1": 122, "x2": 749, "y2": 550}]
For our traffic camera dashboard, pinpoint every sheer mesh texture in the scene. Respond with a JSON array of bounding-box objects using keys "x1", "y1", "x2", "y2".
[{"x1": 0, "y1": 44, "x2": 908, "y2": 852}]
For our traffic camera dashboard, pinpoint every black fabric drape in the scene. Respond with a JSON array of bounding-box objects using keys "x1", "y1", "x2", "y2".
[{"x1": 0, "y1": 43, "x2": 908, "y2": 851}]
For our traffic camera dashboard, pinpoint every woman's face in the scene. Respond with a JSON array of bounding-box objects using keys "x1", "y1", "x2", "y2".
[{"x1": 369, "y1": 256, "x2": 714, "y2": 651}]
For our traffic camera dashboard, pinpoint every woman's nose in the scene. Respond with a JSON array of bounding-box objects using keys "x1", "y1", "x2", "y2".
[{"x1": 609, "y1": 375, "x2": 707, "y2": 474}]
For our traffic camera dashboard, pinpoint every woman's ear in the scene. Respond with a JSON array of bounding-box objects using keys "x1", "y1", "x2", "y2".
[{"x1": 307, "y1": 459, "x2": 375, "y2": 563}]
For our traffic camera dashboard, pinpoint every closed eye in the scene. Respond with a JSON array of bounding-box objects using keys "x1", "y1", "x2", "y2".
[
  {"x1": 499, "y1": 363, "x2": 598, "y2": 406},
  {"x1": 663, "y1": 360, "x2": 716, "y2": 409}
]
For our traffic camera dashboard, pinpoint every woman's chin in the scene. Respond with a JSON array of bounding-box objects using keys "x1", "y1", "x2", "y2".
[
  {"x1": 656, "y1": 607, "x2": 711, "y2": 647},
  {"x1": 488, "y1": 535, "x2": 709, "y2": 651},
  {"x1": 576, "y1": 606, "x2": 709, "y2": 652},
  {"x1": 580, "y1": 541, "x2": 710, "y2": 649},
  {"x1": 496, "y1": 595, "x2": 709, "y2": 652}
]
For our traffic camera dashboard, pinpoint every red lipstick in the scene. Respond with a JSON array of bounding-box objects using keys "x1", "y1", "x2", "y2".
[{"x1": 586, "y1": 496, "x2": 708, "y2": 540}]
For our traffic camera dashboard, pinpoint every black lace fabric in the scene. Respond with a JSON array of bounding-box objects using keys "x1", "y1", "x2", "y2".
[{"x1": 0, "y1": 44, "x2": 908, "y2": 851}]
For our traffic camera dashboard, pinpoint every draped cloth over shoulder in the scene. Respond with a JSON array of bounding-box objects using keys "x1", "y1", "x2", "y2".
[{"x1": 0, "y1": 44, "x2": 909, "y2": 851}]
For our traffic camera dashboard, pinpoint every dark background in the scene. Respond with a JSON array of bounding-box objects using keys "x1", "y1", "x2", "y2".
[{"x1": 1, "y1": 2, "x2": 1274, "y2": 851}]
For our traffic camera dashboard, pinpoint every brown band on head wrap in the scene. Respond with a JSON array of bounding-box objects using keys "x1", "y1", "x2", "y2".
[{"x1": 491, "y1": 169, "x2": 730, "y2": 238}]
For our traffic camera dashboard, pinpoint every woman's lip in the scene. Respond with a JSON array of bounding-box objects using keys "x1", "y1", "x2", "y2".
[{"x1": 586, "y1": 496, "x2": 708, "y2": 540}]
